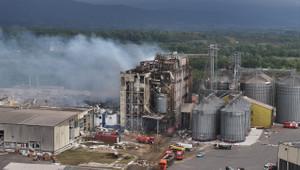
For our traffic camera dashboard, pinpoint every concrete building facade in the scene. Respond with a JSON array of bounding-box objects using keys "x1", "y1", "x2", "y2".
[
  {"x1": 278, "y1": 142, "x2": 300, "y2": 170},
  {"x1": 120, "y1": 53, "x2": 192, "y2": 132}
]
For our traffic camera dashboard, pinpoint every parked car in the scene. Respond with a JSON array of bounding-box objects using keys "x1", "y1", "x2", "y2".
[
  {"x1": 196, "y1": 152, "x2": 205, "y2": 158},
  {"x1": 214, "y1": 143, "x2": 232, "y2": 150},
  {"x1": 283, "y1": 121, "x2": 298, "y2": 129},
  {"x1": 264, "y1": 163, "x2": 277, "y2": 170}
]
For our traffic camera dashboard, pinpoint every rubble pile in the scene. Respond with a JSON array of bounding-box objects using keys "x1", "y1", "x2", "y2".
[{"x1": 176, "y1": 130, "x2": 192, "y2": 142}]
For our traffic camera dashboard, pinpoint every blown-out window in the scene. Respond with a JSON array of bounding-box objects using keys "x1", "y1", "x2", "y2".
[{"x1": 29, "y1": 141, "x2": 40, "y2": 149}]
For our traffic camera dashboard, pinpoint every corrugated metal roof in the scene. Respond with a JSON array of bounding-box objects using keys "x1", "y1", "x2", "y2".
[
  {"x1": 243, "y1": 96, "x2": 274, "y2": 110},
  {"x1": 245, "y1": 73, "x2": 273, "y2": 84},
  {"x1": 0, "y1": 107, "x2": 81, "y2": 127},
  {"x1": 277, "y1": 75, "x2": 300, "y2": 86},
  {"x1": 222, "y1": 96, "x2": 251, "y2": 112}
]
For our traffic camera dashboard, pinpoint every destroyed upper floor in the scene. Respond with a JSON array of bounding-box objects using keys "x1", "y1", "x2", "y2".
[{"x1": 121, "y1": 53, "x2": 190, "y2": 74}]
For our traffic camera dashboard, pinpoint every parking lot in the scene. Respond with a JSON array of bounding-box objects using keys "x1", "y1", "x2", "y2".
[{"x1": 171, "y1": 126, "x2": 300, "y2": 170}]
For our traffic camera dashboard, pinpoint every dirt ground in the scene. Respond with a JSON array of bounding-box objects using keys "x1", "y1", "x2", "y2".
[
  {"x1": 122, "y1": 133, "x2": 174, "y2": 162},
  {"x1": 56, "y1": 148, "x2": 118, "y2": 165}
]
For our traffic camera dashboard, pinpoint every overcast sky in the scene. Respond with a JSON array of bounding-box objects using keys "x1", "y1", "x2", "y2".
[{"x1": 76, "y1": 0, "x2": 300, "y2": 9}]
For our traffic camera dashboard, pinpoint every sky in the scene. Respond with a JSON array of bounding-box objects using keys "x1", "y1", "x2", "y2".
[{"x1": 76, "y1": 0, "x2": 300, "y2": 9}]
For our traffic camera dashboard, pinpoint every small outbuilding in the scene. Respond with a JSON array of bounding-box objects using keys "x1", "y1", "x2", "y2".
[{"x1": 243, "y1": 96, "x2": 275, "y2": 128}]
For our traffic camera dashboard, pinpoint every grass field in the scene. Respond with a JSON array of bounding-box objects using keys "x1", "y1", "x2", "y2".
[{"x1": 56, "y1": 149, "x2": 118, "y2": 165}]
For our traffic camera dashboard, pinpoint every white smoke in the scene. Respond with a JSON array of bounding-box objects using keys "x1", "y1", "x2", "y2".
[{"x1": 0, "y1": 30, "x2": 161, "y2": 102}]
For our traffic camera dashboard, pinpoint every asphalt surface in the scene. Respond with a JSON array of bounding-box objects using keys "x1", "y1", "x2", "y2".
[
  {"x1": 0, "y1": 153, "x2": 113, "y2": 170},
  {"x1": 171, "y1": 126, "x2": 300, "y2": 170},
  {"x1": 0, "y1": 153, "x2": 52, "y2": 169}
]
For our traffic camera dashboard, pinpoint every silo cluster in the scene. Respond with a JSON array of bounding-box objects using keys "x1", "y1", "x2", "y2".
[
  {"x1": 241, "y1": 72, "x2": 274, "y2": 106},
  {"x1": 276, "y1": 75, "x2": 300, "y2": 123},
  {"x1": 192, "y1": 94, "x2": 224, "y2": 141},
  {"x1": 220, "y1": 98, "x2": 251, "y2": 142}
]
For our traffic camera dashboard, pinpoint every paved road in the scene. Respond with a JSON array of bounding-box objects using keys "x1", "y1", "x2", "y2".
[{"x1": 171, "y1": 126, "x2": 300, "y2": 170}]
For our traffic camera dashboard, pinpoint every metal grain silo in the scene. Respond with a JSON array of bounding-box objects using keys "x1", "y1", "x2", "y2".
[
  {"x1": 154, "y1": 93, "x2": 168, "y2": 113},
  {"x1": 276, "y1": 75, "x2": 300, "y2": 123},
  {"x1": 237, "y1": 98, "x2": 251, "y2": 134},
  {"x1": 220, "y1": 103, "x2": 246, "y2": 142},
  {"x1": 241, "y1": 72, "x2": 274, "y2": 105},
  {"x1": 192, "y1": 94, "x2": 224, "y2": 141}
]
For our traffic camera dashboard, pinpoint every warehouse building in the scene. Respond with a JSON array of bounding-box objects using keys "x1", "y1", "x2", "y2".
[
  {"x1": 0, "y1": 107, "x2": 89, "y2": 154},
  {"x1": 278, "y1": 142, "x2": 300, "y2": 170}
]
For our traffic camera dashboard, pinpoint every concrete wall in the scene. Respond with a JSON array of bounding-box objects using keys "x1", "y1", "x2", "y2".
[
  {"x1": 104, "y1": 114, "x2": 118, "y2": 126},
  {"x1": 120, "y1": 73, "x2": 150, "y2": 129},
  {"x1": 54, "y1": 120, "x2": 70, "y2": 152},
  {"x1": 0, "y1": 124, "x2": 54, "y2": 152}
]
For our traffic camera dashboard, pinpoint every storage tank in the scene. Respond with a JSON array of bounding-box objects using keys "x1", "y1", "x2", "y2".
[
  {"x1": 220, "y1": 102, "x2": 246, "y2": 142},
  {"x1": 237, "y1": 98, "x2": 251, "y2": 134},
  {"x1": 276, "y1": 75, "x2": 300, "y2": 123},
  {"x1": 241, "y1": 72, "x2": 274, "y2": 105},
  {"x1": 154, "y1": 93, "x2": 168, "y2": 113},
  {"x1": 192, "y1": 95, "x2": 224, "y2": 141}
]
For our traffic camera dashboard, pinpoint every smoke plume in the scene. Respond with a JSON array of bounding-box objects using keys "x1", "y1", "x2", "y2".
[{"x1": 0, "y1": 29, "x2": 161, "y2": 103}]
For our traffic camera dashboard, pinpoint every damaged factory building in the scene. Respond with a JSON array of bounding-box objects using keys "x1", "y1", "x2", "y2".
[{"x1": 120, "y1": 52, "x2": 192, "y2": 133}]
